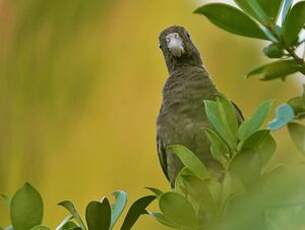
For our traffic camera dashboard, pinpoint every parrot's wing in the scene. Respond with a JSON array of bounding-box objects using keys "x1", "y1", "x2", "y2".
[
  {"x1": 232, "y1": 101, "x2": 245, "y2": 123},
  {"x1": 156, "y1": 131, "x2": 170, "y2": 181}
]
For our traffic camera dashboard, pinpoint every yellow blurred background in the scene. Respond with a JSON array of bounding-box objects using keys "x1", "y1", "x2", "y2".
[{"x1": 0, "y1": 0, "x2": 302, "y2": 229}]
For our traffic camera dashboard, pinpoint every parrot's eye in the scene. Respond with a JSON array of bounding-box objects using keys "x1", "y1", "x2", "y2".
[
  {"x1": 174, "y1": 33, "x2": 179, "y2": 39},
  {"x1": 166, "y1": 37, "x2": 170, "y2": 43}
]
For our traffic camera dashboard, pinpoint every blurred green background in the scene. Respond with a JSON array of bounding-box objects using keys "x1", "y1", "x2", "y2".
[{"x1": 0, "y1": 0, "x2": 302, "y2": 229}]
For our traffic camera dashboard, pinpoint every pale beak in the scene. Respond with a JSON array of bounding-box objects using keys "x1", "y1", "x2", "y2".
[{"x1": 167, "y1": 34, "x2": 185, "y2": 57}]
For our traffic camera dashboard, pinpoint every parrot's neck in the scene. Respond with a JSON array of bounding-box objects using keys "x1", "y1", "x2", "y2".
[{"x1": 165, "y1": 53, "x2": 203, "y2": 74}]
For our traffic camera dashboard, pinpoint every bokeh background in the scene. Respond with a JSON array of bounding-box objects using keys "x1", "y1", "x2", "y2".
[{"x1": 0, "y1": 0, "x2": 303, "y2": 229}]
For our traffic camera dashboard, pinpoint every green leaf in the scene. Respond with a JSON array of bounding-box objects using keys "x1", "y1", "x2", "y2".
[
  {"x1": 148, "y1": 212, "x2": 180, "y2": 228},
  {"x1": 247, "y1": 60, "x2": 301, "y2": 81},
  {"x1": 204, "y1": 97, "x2": 239, "y2": 150},
  {"x1": 145, "y1": 187, "x2": 163, "y2": 197},
  {"x1": 268, "y1": 104, "x2": 295, "y2": 130},
  {"x1": 10, "y1": 183, "x2": 43, "y2": 230},
  {"x1": 120, "y1": 195, "x2": 155, "y2": 230},
  {"x1": 174, "y1": 167, "x2": 192, "y2": 195},
  {"x1": 205, "y1": 128, "x2": 229, "y2": 166},
  {"x1": 238, "y1": 100, "x2": 273, "y2": 141},
  {"x1": 110, "y1": 191, "x2": 127, "y2": 229},
  {"x1": 55, "y1": 216, "x2": 72, "y2": 230},
  {"x1": 181, "y1": 175, "x2": 216, "y2": 216},
  {"x1": 57, "y1": 220, "x2": 81, "y2": 230},
  {"x1": 58, "y1": 201, "x2": 86, "y2": 230},
  {"x1": 283, "y1": 1, "x2": 305, "y2": 45},
  {"x1": 288, "y1": 86, "x2": 305, "y2": 119},
  {"x1": 234, "y1": 0, "x2": 271, "y2": 24},
  {"x1": 159, "y1": 192, "x2": 198, "y2": 228},
  {"x1": 0, "y1": 194, "x2": 10, "y2": 206},
  {"x1": 288, "y1": 122, "x2": 305, "y2": 154},
  {"x1": 263, "y1": 44, "x2": 284, "y2": 58},
  {"x1": 4, "y1": 226, "x2": 13, "y2": 230},
  {"x1": 30, "y1": 226, "x2": 51, "y2": 230},
  {"x1": 280, "y1": 0, "x2": 293, "y2": 25},
  {"x1": 231, "y1": 130, "x2": 276, "y2": 184},
  {"x1": 194, "y1": 3, "x2": 268, "y2": 40},
  {"x1": 167, "y1": 145, "x2": 209, "y2": 179},
  {"x1": 86, "y1": 198, "x2": 111, "y2": 230}
]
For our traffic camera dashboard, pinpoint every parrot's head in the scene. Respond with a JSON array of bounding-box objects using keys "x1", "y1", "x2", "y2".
[{"x1": 159, "y1": 25, "x2": 203, "y2": 73}]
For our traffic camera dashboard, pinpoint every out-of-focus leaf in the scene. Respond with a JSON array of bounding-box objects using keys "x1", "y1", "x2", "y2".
[
  {"x1": 268, "y1": 104, "x2": 295, "y2": 130},
  {"x1": 4, "y1": 226, "x2": 13, "y2": 230},
  {"x1": 30, "y1": 226, "x2": 51, "y2": 230},
  {"x1": 159, "y1": 192, "x2": 198, "y2": 228},
  {"x1": 111, "y1": 191, "x2": 127, "y2": 229},
  {"x1": 205, "y1": 128, "x2": 229, "y2": 167},
  {"x1": 194, "y1": 3, "x2": 268, "y2": 40},
  {"x1": 280, "y1": 0, "x2": 293, "y2": 25},
  {"x1": 145, "y1": 187, "x2": 163, "y2": 197},
  {"x1": 288, "y1": 85, "x2": 305, "y2": 119},
  {"x1": 238, "y1": 100, "x2": 273, "y2": 141},
  {"x1": 288, "y1": 122, "x2": 305, "y2": 154},
  {"x1": 167, "y1": 145, "x2": 209, "y2": 179},
  {"x1": 10, "y1": 183, "x2": 43, "y2": 230},
  {"x1": 263, "y1": 44, "x2": 284, "y2": 58},
  {"x1": 0, "y1": 194, "x2": 10, "y2": 206},
  {"x1": 174, "y1": 167, "x2": 192, "y2": 195},
  {"x1": 247, "y1": 60, "x2": 301, "y2": 81},
  {"x1": 148, "y1": 212, "x2": 180, "y2": 229},
  {"x1": 283, "y1": 1, "x2": 305, "y2": 45},
  {"x1": 265, "y1": 206, "x2": 305, "y2": 230},
  {"x1": 231, "y1": 130, "x2": 276, "y2": 184},
  {"x1": 182, "y1": 175, "x2": 216, "y2": 217},
  {"x1": 120, "y1": 195, "x2": 155, "y2": 230},
  {"x1": 204, "y1": 97, "x2": 239, "y2": 150},
  {"x1": 58, "y1": 201, "x2": 86, "y2": 229},
  {"x1": 86, "y1": 199, "x2": 111, "y2": 230}
]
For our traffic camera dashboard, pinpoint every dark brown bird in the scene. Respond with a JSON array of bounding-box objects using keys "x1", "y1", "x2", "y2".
[{"x1": 156, "y1": 25, "x2": 243, "y2": 187}]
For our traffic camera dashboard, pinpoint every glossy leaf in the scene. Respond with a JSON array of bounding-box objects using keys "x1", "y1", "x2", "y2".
[
  {"x1": 57, "y1": 220, "x2": 80, "y2": 230},
  {"x1": 247, "y1": 60, "x2": 301, "y2": 81},
  {"x1": 58, "y1": 201, "x2": 86, "y2": 229},
  {"x1": 268, "y1": 104, "x2": 295, "y2": 130},
  {"x1": 148, "y1": 212, "x2": 180, "y2": 228},
  {"x1": 159, "y1": 192, "x2": 197, "y2": 228},
  {"x1": 194, "y1": 3, "x2": 268, "y2": 40},
  {"x1": 280, "y1": 0, "x2": 293, "y2": 25},
  {"x1": 205, "y1": 128, "x2": 229, "y2": 166},
  {"x1": 288, "y1": 122, "x2": 305, "y2": 154},
  {"x1": 145, "y1": 187, "x2": 163, "y2": 197},
  {"x1": 238, "y1": 100, "x2": 273, "y2": 141},
  {"x1": 86, "y1": 199, "x2": 111, "y2": 230},
  {"x1": 121, "y1": 195, "x2": 155, "y2": 230},
  {"x1": 10, "y1": 183, "x2": 43, "y2": 230},
  {"x1": 55, "y1": 216, "x2": 73, "y2": 230},
  {"x1": 283, "y1": 1, "x2": 305, "y2": 45},
  {"x1": 234, "y1": 0, "x2": 275, "y2": 24},
  {"x1": 30, "y1": 226, "x2": 51, "y2": 230},
  {"x1": 110, "y1": 191, "x2": 127, "y2": 229},
  {"x1": 263, "y1": 44, "x2": 284, "y2": 58},
  {"x1": 167, "y1": 145, "x2": 209, "y2": 179}
]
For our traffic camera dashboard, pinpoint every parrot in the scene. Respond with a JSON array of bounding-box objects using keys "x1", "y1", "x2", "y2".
[{"x1": 156, "y1": 25, "x2": 243, "y2": 187}]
